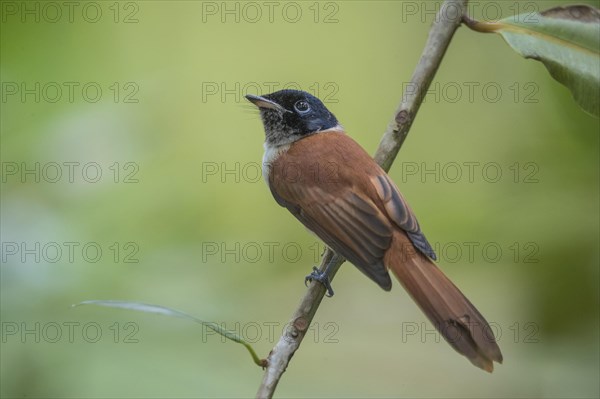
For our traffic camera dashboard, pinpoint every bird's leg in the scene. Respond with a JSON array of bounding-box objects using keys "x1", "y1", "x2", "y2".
[{"x1": 304, "y1": 252, "x2": 340, "y2": 297}]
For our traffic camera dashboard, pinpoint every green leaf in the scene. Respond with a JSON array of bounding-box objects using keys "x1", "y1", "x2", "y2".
[
  {"x1": 466, "y1": 5, "x2": 600, "y2": 117},
  {"x1": 73, "y1": 300, "x2": 266, "y2": 367}
]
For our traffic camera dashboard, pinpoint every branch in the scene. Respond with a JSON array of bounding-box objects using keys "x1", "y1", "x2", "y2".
[
  {"x1": 374, "y1": 0, "x2": 468, "y2": 171},
  {"x1": 256, "y1": 1, "x2": 469, "y2": 397}
]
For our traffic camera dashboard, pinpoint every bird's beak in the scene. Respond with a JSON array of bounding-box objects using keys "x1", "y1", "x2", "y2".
[{"x1": 245, "y1": 94, "x2": 288, "y2": 113}]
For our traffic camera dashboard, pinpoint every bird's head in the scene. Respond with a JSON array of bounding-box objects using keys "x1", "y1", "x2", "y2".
[{"x1": 246, "y1": 89, "x2": 340, "y2": 147}]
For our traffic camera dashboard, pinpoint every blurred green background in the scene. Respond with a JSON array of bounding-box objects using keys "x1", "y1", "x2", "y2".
[{"x1": 1, "y1": 1, "x2": 599, "y2": 398}]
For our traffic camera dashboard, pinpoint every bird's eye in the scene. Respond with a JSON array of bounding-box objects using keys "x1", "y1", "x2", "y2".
[{"x1": 294, "y1": 100, "x2": 310, "y2": 113}]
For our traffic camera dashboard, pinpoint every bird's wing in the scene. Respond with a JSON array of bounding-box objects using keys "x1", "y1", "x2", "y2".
[
  {"x1": 370, "y1": 174, "x2": 437, "y2": 260},
  {"x1": 271, "y1": 180, "x2": 394, "y2": 290}
]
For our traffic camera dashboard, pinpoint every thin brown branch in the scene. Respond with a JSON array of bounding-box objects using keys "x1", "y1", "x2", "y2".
[
  {"x1": 462, "y1": 13, "x2": 500, "y2": 33},
  {"x1": 256, "y1": 1, "x2": 469, "y2": 397},
  {"x1": 374, "y1": 0, "x2": 469, "y2": 171}
]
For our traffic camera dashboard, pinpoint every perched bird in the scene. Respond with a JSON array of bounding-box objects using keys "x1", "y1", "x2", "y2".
[{"x1": 246, "y1": 89, "x2": 503, "y2": 372}]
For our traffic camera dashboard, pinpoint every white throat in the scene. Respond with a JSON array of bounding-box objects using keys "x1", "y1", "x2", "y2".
[
  {"x1": 262, "y1": 142, "x2": 290, "y2": 185},
  {"x1": 261, "y1": 124, "x2": 344, "y2": 185}
]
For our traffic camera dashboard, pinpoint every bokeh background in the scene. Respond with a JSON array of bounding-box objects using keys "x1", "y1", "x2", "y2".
[{"x1": 1, "y1": 1, "x2": 599, "y2": 397}]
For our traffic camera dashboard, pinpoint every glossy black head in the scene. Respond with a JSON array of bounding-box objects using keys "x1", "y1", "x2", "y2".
[{"x1": 246, "y1": 90, "x2": 339, "y2": 147}]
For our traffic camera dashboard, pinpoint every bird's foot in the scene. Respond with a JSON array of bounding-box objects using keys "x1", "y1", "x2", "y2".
[{"x1": 305, "y1": 266, "x2": 334, "y2": 297}]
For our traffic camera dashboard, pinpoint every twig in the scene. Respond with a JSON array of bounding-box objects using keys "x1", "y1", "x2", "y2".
[
  {"x1": 374, "y1": 0, "x2": 469, "y2": 170},
  {"x1": 256, "y1": 1, "x2": 469, "y2": 397},
  {"x1": 462, "y1": 13, "x2": 500, "y2": 33}
]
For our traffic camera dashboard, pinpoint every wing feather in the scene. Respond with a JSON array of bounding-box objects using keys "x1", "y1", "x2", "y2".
[
  {"x1": 372, "y1": 174, "x2": 437, "y2": 260},
  {"x1": 271, "y1": 180, "x2": 393, "y2": 289}
]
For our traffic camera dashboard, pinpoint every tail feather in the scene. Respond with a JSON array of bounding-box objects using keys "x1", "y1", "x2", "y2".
[{"x1": 385, "y1": 232, "x2": 503, "y2": 372}]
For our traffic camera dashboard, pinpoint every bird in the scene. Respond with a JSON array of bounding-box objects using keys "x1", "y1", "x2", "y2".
[{"x1": 245, "y1": 89, "x2": 503, "y2": 372}]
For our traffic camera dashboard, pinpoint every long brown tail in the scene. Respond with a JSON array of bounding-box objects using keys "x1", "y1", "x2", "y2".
[{"x1": 385, "y1": 231, "x2": 503, "y2": 372}]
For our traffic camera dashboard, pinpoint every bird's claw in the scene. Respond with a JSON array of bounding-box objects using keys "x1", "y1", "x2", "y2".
[{"x1": 305, "y1": 266, "x2": 335, "y2": 297}]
